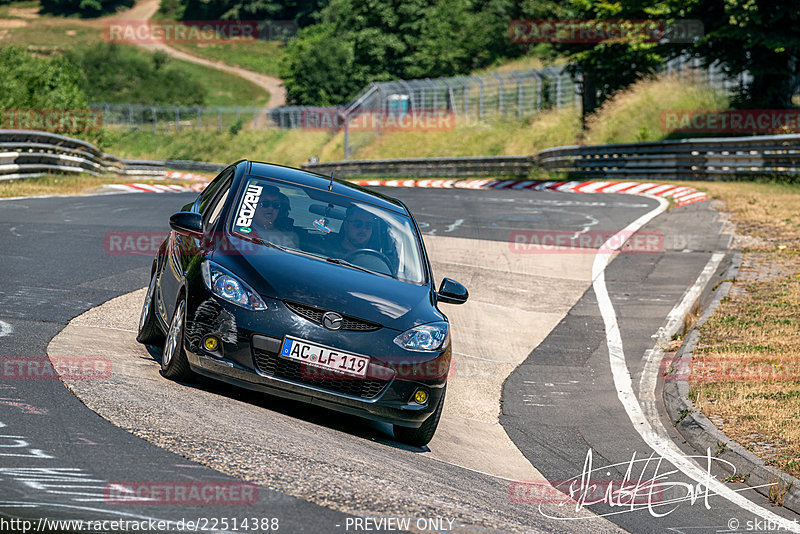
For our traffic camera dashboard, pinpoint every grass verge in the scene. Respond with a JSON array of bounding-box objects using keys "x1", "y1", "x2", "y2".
[
  {"x1": 168, "y1": 40, "x2": 284, "y2": 78},
  {"x1": 582, "y1": 74, "x2": 730, "y2": 145},
  {"x1": 685, "y1": 179, "x2": 800, "y2": 479},
  {"x1": 320, "y1": 108, "x2": 582, "y2": 161},
  {"x1": 101, "y1": 128, "x2": 333, "y2": 166},
  {"x1": 0, "y1": 16, "x2": 269, "y2": 106}
]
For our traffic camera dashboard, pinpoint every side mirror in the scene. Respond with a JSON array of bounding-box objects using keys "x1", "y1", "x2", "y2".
[
  {"x1": 169, "y1": 212, "x2": 203, "y2": 236},
  {"x1": 437, "y1": 278, "x2": 468, "y2": 305}
]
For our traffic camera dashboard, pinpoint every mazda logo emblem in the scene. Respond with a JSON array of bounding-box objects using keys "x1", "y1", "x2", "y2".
[{"x1": 322, "y1": 312, "x2": 343, "y2": 331}]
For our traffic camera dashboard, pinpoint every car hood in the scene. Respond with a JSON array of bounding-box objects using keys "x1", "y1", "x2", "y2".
[{"x1": 213, "y1": 238, "x2": 443, "y2": 331}]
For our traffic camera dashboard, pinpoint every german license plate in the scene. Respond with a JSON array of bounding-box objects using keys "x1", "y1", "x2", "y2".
[{"x1": 280, "y1": 337, "x2": 369, "y2": 377}]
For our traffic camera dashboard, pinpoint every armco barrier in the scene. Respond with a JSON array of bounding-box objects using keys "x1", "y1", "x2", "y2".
[
  {"x1": 536, "y1": 134, "x2": 800, "y2": 180},
  {"x1": 0, "y1": 130, "x2": 164, "y2": 181},
  {"x1": 4, "y1": 129, "x2": 800, "y2": 182},
  {"x1": 303, "y1": 155, "x2": 534, "y2": 178},
  {"x1": 303, "y1": 134, "x2": 800, "y2": 180}
]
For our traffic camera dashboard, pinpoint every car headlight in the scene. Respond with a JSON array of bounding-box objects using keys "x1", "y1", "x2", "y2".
[
  {"x1": 393, "y1": 322, "x2": 449, "y2": 351},
  {"x1": 201, "y1": 260, "x2": 266, "y2": 311}
]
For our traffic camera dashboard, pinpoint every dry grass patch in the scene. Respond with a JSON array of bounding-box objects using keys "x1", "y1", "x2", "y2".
[
  {"x1": 685, "y1": 179, "x2": 800, "y2": 479},
  {"x1": 318, "y1": 108, "x2": 582, "y2": 161},
  {"x1": 583, "y1": 74, "x2": 730, "y2": 145}
]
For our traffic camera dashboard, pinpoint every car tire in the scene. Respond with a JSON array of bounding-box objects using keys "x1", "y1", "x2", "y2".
[
  {"x1": 161, "y1": 298, "x2": 193, "y2": 381},
  {"x1": 136, "y1": 271, "x2": 165, "y2": 345},
  {"x1": 393, "y1": 387, "x2": 445, "y2": 447}
]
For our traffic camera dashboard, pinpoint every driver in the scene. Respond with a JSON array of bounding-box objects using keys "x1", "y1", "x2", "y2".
[
  {"x1": 325, "y1": 206, "x2": 399, "y2": 276},
  {"x1": 339, "y1": 206, "x2": 377, "y2": 252}
]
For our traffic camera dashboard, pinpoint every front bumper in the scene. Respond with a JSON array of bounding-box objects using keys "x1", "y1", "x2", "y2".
[{"x1": 182, "y1": 290, "x2": 449, "y2": 428}]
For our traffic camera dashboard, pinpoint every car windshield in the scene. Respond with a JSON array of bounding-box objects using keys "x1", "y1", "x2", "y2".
[{"x1": 229, "y1": 175, "x2": 426, "y2": 284}]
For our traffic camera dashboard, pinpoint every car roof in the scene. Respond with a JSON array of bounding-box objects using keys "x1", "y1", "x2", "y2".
[{"x1": 244, "y1": 160, "x2": 409, "y2": 215}]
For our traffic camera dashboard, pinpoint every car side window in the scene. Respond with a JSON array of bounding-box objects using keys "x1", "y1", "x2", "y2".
[
  {"x1": 203, "y1": 177, "x2": 233, "y2": 231},
  {"x1": 198, "y1": 167, "x2": 234, "y2": 215},
  {"x1": 205, "y1": 188, "x2": 230, "y2": 231}
]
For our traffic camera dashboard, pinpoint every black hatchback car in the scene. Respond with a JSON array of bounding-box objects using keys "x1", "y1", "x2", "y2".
[{"x1": 137, "y1": 160, "x2": 468, "y2": 446}]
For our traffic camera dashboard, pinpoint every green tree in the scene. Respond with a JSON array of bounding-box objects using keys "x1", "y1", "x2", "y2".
[
  {"x1": 520, "y1": 0, "x2": 666, "y2": 118},
  {"x1": 167, "y1": 0, "x2": 328, "y2": 27},
  {"x1": 39, "y1": 0, "x2": 134, "y2": 17},
  {"x1": 665, "y1": 0, "x2": 799, "y2": 108},
  {"x1": 280, "y1": 23, "x2": 363, "y2": 105},
  {"x1": 405, "y1": 0, "x2": 516, "y2": 78},
  {"x1": 70, "y1": 43, "x2": 207, "y2": 105},
  {"x1": 0, "y1": 46, "x2": 88, "y2": 109},
  {"x1": 281, "y1": 0, "x2": 520, "y2": 105}
]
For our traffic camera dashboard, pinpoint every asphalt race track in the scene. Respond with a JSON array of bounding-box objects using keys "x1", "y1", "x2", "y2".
[{"x1": 2, "y1": 187, "x2": 799, "y2": 533}]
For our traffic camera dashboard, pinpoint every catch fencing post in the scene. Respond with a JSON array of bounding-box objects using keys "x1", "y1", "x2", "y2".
[
  {"x1": 556, "y1": 72, "x2": 563, "y2": 108},
  {"x1": 342, "y1": 110, "x2": 351, "y2": 160},
  {"x1": 510, "y1": 71, "x2": 523, "y2": 119},
  {"x1": 471, "y1": 75, "x2": 485, "y2": 117},
  {"x1": 491, "y1": 72, "x2": 504, "y2": 114}
]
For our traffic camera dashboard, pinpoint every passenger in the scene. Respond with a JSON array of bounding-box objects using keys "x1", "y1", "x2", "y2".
[{"x1": 252, "y1": 186, "x2": 298, "y2": 248}]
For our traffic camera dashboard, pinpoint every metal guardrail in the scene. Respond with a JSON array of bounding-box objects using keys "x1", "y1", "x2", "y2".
[
  {"x1": 0, "y1": 130, "x2": 164, "y2": 181},
  {"x1": 303, "y1": 155, "x2": 534, "y2": 178},
  {"x1": 537, "y1": 134, "x2": 800, "y2": 180},
  {"x1": 304, "y1": 134, "x2": 800, "y2": 179},
  {"x1": 4, "y1": 129, "x2": 800, "y2": 183}
]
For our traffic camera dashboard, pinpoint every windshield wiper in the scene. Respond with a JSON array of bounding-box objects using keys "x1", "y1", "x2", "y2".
[
  {"x1": 324, "y1": 257, "x2": 374, "y2": 275},
  {"x1": 248, "y1": 236, "x2": 286, "y2": 252}
]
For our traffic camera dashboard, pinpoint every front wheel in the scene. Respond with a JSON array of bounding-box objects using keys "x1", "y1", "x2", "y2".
[
  {"x1": 393, "y1": 387, "x2": 445, "y2": 447},
  {"x1": 161, "y1": 298, "x2": 193, "y2": 381},
  {"x1": 137, "y1": 271, "x2": 164, "y2": 345}
]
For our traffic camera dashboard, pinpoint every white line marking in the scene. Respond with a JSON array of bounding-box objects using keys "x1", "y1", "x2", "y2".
[
  {"x1": 445, "y1": 219, "x2": 464, "y2": 233},
  {"x1": 454, "y1": 351, "x2": 513, "y2": 364},
  {"x1": 0, "y1": 321, "x2": 13, "y2": 338},
  {"x1": 592, "y1": 197, "x2": 800, "y2": 530}
]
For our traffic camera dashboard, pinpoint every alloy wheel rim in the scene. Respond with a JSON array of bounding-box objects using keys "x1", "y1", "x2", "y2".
[
  {"x1": 164, "y1": 301, "x2": 184, "y2": 368},
  {"x1": 139, "y1": 276, "x2": 155, "y2": 333}
]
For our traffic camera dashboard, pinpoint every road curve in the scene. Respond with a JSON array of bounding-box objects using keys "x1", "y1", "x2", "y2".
[
  {"x1": 121, "y1": 0, "x2": 286, "y2": 107},
  {"x1": 2, "y1": 188, "x2": 638, "y2": 533},
  {"x1": 5, "y1": 185, "x2": 794, "y2": 533}
]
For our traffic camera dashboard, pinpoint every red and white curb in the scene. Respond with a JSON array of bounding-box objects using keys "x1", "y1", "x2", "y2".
[
  {"x1": 103, "y1": 171, "x2": 210, "y2": 194},
  {"x1": 351, "y1": 179, "x2": 710, "y2": 207},
  {"x1": 105, "y1": 177, "x2": 709, "y2": 206},
  {"x1": 165, "y1": 171, "x2": 209, "y2": 181},
  {"x1": 105, "y1": 183, "x2": 207, "y2": 194}
]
